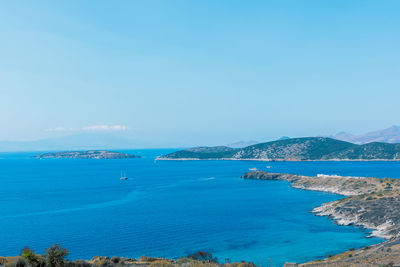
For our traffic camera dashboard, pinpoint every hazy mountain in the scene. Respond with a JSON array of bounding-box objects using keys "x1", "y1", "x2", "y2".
[
  {"x1": 332, "y1": 125, "x2": 400, "y2": 144},
  {"x1": 226, "y1": 140, "x2": 259, "y2": 148},
  {"x1": 0, "y1": 133, "x2": 143, "y2": 152},
  {"x1": 226, "y1": 137, "x2": 290, "y2": 148},
  {"x1": 277, "y1": 136, "x2": 290, "y2": 141}
]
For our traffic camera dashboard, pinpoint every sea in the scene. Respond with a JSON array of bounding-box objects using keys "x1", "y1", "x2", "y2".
[{"x1": 2, "y1": 149, "x2": 399, "y2": 266}]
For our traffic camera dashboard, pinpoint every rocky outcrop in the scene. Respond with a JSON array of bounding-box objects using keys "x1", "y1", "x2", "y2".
[
  {"x1": 300, "y1": 238, "x2": 400, "y2": 267},
  {"x1": 243, "y1": 171, "x2": 400, "y2": 266},
  {"x1": 241, "y1": 171, "x2": 302, "y2": 181},
  {"x1": 242, "y1": 171, "x2": 400, "y2": 196}
]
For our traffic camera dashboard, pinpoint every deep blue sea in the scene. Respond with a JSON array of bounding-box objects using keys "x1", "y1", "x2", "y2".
[{"x1": 2, "y1": 149, "x2": 400, "y2": 266}]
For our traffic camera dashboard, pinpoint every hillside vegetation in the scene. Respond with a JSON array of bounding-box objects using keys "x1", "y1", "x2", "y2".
[
  {"x1": 160, "y1": 137, "x2": 400, "y2": 161},
  {"x1": 0, "y1": 245, "x2": 255, "y2": 267}
]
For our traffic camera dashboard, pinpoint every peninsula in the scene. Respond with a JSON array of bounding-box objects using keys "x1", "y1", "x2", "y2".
[
  {"x1": 34, "y1": 150, "x2": 141, "y2": 159},
  {"x1": 243, "y1": 171, "x2": 400, "y2": 266},
  {"x1": 158, "y1": 137, "x2": 400, "y2": 161}
]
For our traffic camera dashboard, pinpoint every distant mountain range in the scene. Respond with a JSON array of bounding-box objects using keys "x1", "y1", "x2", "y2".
[
  {"x1": 225, "y1": 137, "x2": 290, "y2": 148},
  {"x1": 225, "y1": 140, "x2": 260, "y2": 148},
  {"x1": 2, "y1": 125, "x2": 399, "y2": 152},
  {"x1": 159, "y1": 137, "x2": 400, "y2": 161},
  {"x1": 0, "y1": 133, "x2": 143, "y2": 152},
  {"x1": 332, "y1": 125, "x2": 400, "y2": 144}
]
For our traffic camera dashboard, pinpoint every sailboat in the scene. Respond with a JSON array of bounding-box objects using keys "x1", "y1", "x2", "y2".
[{"x1": 120, "y1": 171, "x2": 128, "y2": 180}]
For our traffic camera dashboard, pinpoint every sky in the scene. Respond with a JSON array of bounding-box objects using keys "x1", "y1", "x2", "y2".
[{"x1": 1, "y1": 0, "x2": 400, "y2": 147}]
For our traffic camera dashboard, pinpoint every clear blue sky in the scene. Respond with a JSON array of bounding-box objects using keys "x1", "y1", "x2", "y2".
[{"x1": 1, "y1": 1, "x2": 400, "y2": 146}]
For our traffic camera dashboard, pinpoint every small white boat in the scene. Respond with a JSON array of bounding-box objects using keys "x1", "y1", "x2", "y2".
[
  {"x1": 249, "y1": 167, "x2": 258, "y2": 171},
  {"x1": 120, "y1": 171, "x2": 129, "y2": 180},
  {"x1": 266, "y1": 165, "x2": 272, "y2": 169}
]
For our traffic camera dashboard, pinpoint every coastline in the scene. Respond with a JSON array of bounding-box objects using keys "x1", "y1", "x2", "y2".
[
  {"x1": 241, "y1": 171, "x2": 400, "y2": 266},
  {"x1": 311, "y1": 202, "x2": 393, "y2": 239},
  {"x1": 242, "y1": 171, "x2": 400, "y2": 238},
  {"x1": 156, "y1": 157, "x2": 400, "y2": 162}
]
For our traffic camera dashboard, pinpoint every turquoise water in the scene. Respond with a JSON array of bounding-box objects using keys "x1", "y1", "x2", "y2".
[{"x1": 1, "y1": 149, "x2": 397, "y2": 266}]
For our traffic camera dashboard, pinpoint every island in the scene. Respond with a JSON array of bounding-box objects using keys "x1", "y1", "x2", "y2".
[
  {"x1": 158, "y1": 137, "x2": 400, "y2": 161},
  {"x1": 34, "y1": 150, "x2": 141, "y2": 159},
  {"x1": 242, "y1": 171, "x2": 400, "y2": 266}
]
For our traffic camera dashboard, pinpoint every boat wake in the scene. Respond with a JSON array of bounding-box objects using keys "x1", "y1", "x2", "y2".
[{"x1": 200, "y1": 177, "x2": 216, "y2": 181}]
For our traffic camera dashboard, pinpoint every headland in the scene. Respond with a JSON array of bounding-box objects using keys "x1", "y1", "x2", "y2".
[{"x1": 242, "y1": 171, "x2": 400, "y2": 266}]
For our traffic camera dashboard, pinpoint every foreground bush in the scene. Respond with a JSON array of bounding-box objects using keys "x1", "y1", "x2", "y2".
[
  {"x1": 188, "y1": 252, "x2": 218, "y2": 263},
  {"x1": 0, "y1": 246, "x2": 257, "y2": 267},
  {"x1": 44, "y1": 245, "x2": 69, "y2": 267},
  {"x1": 21, "y1": 247, "x2": 43, "y2": 267}
]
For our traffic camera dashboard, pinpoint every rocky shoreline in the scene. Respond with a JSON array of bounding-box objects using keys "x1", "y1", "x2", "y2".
[
  {"x1": 242, "y1": 171, "x2": 400, "y2": 266},
  {"x1": 157, "y1": 157, "x2": 400, "y2": 162}
]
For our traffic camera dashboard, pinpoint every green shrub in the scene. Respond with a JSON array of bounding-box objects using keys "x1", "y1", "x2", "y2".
[
  {"x1": 21, "y1": 247, "x2": 41, "y2": 267},
  {"x1": 44, "y1": 245, "x2": 69, "y2": 267},
  {"x1": 188, "y1": 251, "x2": 218, "y2": 263},
  {"x1": 111, "y1": 257, "x2": 120, "y2": 264},
  {"x1": 14, "y1": 258, "x2": 27, "y2": 267}
]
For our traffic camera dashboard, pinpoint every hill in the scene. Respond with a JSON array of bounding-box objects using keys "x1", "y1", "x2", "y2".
[
  {"x1": 225, "y1": 140, "x2": 259, "y2": 148},
  {"x1": 160, "y1": 146, "x2": 238, "y2": 159},
  {"x1": 332, "y1": 125, "x2": 400, "y2": 144},
  {"x1": 159, "y1": 137, "x2": 400, "y2": 161},
  {"x1": 0, "y1": 133, "x2": 144, "y2": 152}
]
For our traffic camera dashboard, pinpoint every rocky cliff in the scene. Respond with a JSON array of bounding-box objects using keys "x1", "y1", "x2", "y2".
[{"x1": 243, "y1": 171, "x2": 400, "y2": 266}]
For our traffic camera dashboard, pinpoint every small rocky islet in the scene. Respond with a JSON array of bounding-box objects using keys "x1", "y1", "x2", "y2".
[
  {"x1": 242, "y1": 171, "x2": 400, "y2": 266},
  {"x1": 34, "y1": 150, "x2": 141, "y2": 159}
]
